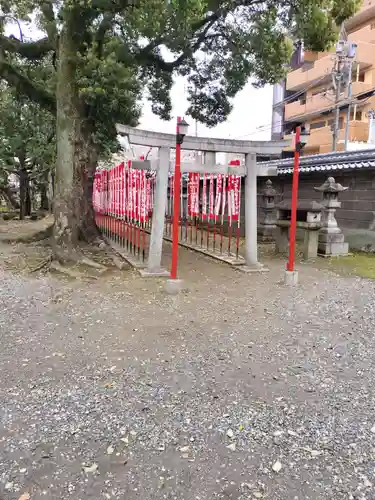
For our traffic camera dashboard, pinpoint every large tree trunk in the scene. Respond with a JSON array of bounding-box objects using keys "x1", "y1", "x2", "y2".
[
  {"x1": 25, "y1": 175, "x2": 31, "y2": 216},
  {"x1": 75, "y1": 121, "x2": 100, "y2": 242},
  {"x1": 39, "y1": 171, "x2": 50, "y2": 211},
  {"x1": 40, "y1": 183, "x2": 49, "y2": 211},
  {"x1": 53, "y1": 27, "x2": 100, "y2": 261},
  {"x1": 19, "y1": 168, "x2": 28, "y2": 220}
]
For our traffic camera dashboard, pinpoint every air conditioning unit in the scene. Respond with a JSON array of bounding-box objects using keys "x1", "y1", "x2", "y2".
[
  {"x1": 347, "y1": 42, "x2": 357, "y2": 59},
  {"x1": 336, "y1": 40, "x2": 345, "y2": 54}
]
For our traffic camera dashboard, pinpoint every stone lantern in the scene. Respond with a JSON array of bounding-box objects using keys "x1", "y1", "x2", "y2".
[
  {"x1": 258, "y1": 179, "x2": 278, "y2": 242},
  {"x1": 314, "y1": 176, "x2": 349, "y2": 256}
]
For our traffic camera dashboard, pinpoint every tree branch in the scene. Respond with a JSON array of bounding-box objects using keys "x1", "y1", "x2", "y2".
[
  {"x1": 39, "y1": 1, "x2": 58, "y2": 42},
  {"x1": 95, "y1": 13, "x2": 115, "y2": 58},
  {"x1": 0, "y1": 59, "x2": 56, "y2": 113},
  {"x1": 130, "y1": 0, "x2": 269, "y2": 71},
  {"x1": 133, "y1": 10, "x2": 221, "y2": 70},
  {"x1": 90, "y1": 0, "x2": 139, "y2": 13},
  {"x1": 0, "y1": 35, "x2": 53, "y2": 60}
]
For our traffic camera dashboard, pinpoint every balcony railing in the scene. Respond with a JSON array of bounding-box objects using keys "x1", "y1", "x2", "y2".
[
  {"x1": 283, "y1": 121, "x2": 369, "y2": 152},
  {"x1": 307, "y1": 121, "x2": 368, "y2": 149},
  {"x1": 284, "y1": 82, "x2": 372, "y2": 121},
  {"x1": 287, "y1": 42, "x2": 375, "y2": 91},
  {"x1": 285, "y1": 93, "x2": 332, "y2": 120}
]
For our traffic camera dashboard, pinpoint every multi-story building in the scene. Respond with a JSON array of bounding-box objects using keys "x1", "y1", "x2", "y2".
[{"x1": 276, "y1": 0, "x2": 375, "y2": 155}]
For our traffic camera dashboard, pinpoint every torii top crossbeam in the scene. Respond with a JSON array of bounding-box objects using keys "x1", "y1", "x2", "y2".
[{"x1": 116, "y1": 124, "x2": 289, "y2": 156}]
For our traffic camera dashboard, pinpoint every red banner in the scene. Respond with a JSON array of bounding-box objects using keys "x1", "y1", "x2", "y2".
[
  {"x1": 222, "y1": 174, "x2": 226, "y2": 219},
  {"x1": 92, "y1": 160, "x2": 156, "y2": 221},
  {"x1": 109, "y1": 168, "x2": 114, "y2": 214},
  {"x1": 230, "y1": 175, "x2": 241, "y2": 222},
  {"x1": 113, "y1": 164, "x2": 117, "y2": 216},
  {"x1": 228, "y1": 160, "x2": 241, "y2": 223},
  {"x1": 139, "y1": 170, "x2": 147, "y2": 222},
  {"x1": 188, "y1": 173, "x2": 200, "y2": 217},
  {"x1": 146, "y1": 178, "x2": 152, "y2": 216},
  {"x1": 209, "y1": 174, "x2": 214, "y2": 220},
  {"x1": 202, "y1": 174, "x2": 207, "y2": 220},
  {"x1": 101, "y1": 170, "x2": 108, "y2": 215},
  {"x1": 131, "y1": 169, "x2": 137, "y2": 220},
  {"x1": 118, "y1": 162, "x2": 125, "y2": 216},
  {"x1": 214, "y1": 175, "x2": 223, "y2": 221}
]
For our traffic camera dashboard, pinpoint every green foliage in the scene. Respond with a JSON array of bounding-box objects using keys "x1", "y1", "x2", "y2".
[
  {"x1": 0, "y1": 0, "x2": 362, "y2": 137},
  {"x1": 0, "y1": 76, "x2": 55, "y2": 184},
  {"x1": 75, "y1": 40, "x2": 142, "y2": 156}
]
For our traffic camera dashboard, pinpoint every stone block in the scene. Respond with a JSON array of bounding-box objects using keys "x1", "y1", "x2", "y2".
[
  {"x1": 275, "y1": 226, "x2": 289, "y2": 253},
  {"x1": 318, "y1": 232, "x2": 345, "y2": 244},
  {"x1": 139, "y1": 268, "x2": 170, "y2": 278},
  {"x1": 258, "y1": 224, "x2": 276, "y2": 242},
  {"x1": 318, "y1": 241, "x2": 349, "y2": 256},
  {"x1": 303, "y1": 230, "x2": 319, "y2": 260},
  {"x1": 164, "y1": 279, "x2": 186, "y2": 295},
  {"x1": 284, "y1": 270, "x2": 299, "y2": 286}
]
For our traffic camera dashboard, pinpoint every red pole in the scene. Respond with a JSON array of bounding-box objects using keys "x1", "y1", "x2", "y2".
[
  {"x1": 287, "y1": 126, "x2": 301, "y2": 272},
  {"x1": 170, "y1": 117, "x2": 182, "y2": 279}
]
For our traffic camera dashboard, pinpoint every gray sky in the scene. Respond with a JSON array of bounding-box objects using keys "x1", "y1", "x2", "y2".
[{"x1": 140, "y1": 77, "x2": 273, "y2": 140}]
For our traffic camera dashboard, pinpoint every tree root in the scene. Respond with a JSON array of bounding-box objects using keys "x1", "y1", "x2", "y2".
[
  {"x1": 21, "y1": 223, "x2": 54, "y2": 243},
  {"x1": 13, "y1": 221, "x2": 128, "y2": 277},
  {"x1": 50, "y1": 260, "x2": 96, "y2": 280},
  {"x1": 29, "y1": 256, "x2": 103, "y2": 280},
  {"x1": 29, "y1": 256, "x2": 53, "y2": 273},
  {"x1": 79, "y1": 255, "x2": 107, "y2": 273},
  {"x1": 97, "y1": 239, "x2": 127, "y2": 270}
]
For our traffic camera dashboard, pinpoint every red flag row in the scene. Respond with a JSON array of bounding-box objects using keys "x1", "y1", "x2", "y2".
[
  {"x1": 187, "y1": 170, "x2": 241, "y2": 223},
  {"x1": 93, "y1": 161, "x2": 155, "y2": 223}
]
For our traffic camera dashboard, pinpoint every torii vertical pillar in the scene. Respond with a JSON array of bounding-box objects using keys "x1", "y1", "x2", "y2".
[
  {"x1": 245, "y1": 153, "x2": 264, "y2": 270},
  {"x1": 143, "y1": 146, "x2": 170, "y2": 277}
]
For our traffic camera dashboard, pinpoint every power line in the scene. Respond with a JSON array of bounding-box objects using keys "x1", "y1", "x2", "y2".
[
  {"x1": 272, "y1": 74, "x2": 333, "y2": 109},
  {"x1": 234, "y1": 117, "x2": 338, "y2": 140},
  {"x1": 239, "y1": 83, "x2": 367, "y2": 141}
]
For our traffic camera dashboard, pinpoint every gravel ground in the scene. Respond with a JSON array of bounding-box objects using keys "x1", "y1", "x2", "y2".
[{"x1": 1, "y1": 244, "x2": 375, "y2": 500}]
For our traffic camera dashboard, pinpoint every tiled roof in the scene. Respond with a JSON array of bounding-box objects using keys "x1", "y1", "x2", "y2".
[
  {"x1": 278, "y1": 160, "x2": 375, "y2": 174},
  {"x1": 258, "y1": 148, "x2": 375, "y2": 175}
]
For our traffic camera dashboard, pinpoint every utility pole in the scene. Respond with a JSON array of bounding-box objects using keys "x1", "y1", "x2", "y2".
[
  {"x1": 331, "y1": 38, "x2": 358, "y2": 151},
  {"x1": 332, "y1": 43, "x2": 344, "y2": 151},
  {"x1": 344, "y1": 43, "x2": 357, "y2": 150}
]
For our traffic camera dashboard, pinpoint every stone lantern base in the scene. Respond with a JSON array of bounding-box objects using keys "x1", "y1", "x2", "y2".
[
  {"x1": 314, "y1": 177, "x2": 350, "y2": 257},
  {"x1": 258, "y1": 224, "x2": 276, "y2": 242},
  {"x1": 318, "y1": 230, "x2": 349, "y2": 256}
]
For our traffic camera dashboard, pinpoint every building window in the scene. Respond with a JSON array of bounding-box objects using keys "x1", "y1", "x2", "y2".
[
  {"x1": 285, "y1": 90, "x2": 301, "y2": 104},
  {"x1": 353, "y1": 72, "x2": 365, "y2": 82},
  {"x1": 327, "y1": 118, "x2": 344, "y2": 129},
  {"x1": 310, "y1": 120, "x2": 326, "y2": 130},
  {"x1": 350, "y1": 110, "x2": 362, "y2": 120}
]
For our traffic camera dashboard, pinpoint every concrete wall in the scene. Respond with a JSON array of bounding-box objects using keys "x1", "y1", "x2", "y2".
[
  {"x1": 176, "y1": 169, "x2": 375, "y2": 247},
  {"x1": 256, "y1": 168, "x2": 375, "y2": 250},
  {"x1": 268, "y1": 169, "x2": 375, "y2": 229}
]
